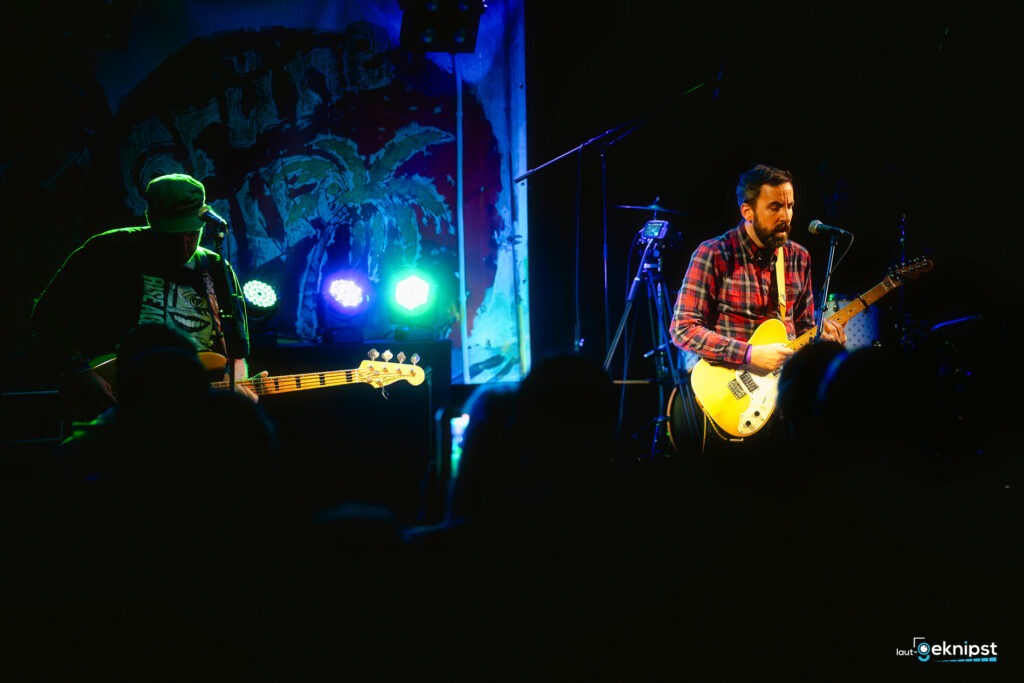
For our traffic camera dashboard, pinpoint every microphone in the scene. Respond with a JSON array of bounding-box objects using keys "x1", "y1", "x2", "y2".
[
  {"x1": 808, "y1": 219, "x2": 849, "y2": 236},
  {"x1": 200, "y1": 206, "x2": 228, "y2": 227}
]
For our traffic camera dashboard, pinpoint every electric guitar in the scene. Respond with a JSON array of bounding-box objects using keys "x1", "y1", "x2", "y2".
[
  {"x1": 689, "y1": 257, "x2": 933, "y2": 439},
  {"x1": 91, "y1": 349, "x2": 426, "y2": 398}
]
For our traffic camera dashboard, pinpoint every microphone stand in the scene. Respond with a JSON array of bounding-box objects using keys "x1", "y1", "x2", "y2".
[
  {"x1": 514, "y1": 119, "x2": 643, "y2": 353},
  {"x1": 211, "y1": 227, "x2": 245, "y2": 391},
  {"x1": 514, "y1": 81, "x2": 707, "y2": 357},
  {"x1": 814, "y1": 233, "x2": 841, "y2": 342},
  {"x1": 599, "y1": 120, "x2": 645, "y2": 352}
]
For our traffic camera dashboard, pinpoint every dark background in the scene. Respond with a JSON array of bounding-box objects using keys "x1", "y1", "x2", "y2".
[{"x1": 523, "y1": 1, "x2": 1020, "y2": 384}]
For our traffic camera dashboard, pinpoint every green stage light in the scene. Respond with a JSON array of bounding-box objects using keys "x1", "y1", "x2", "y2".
[
  {"x1": 242, "y1": 279, "x2": 279, "y2": 322},
  {"x1": 388, "y1": 269, "x2": 445, "y2": 340},
  {"x1": 394, "y1": 273, "x2": 431, "y2": 313},
  {"x1": 243, "y1": 279, "x2": 277, "y2": 308}
]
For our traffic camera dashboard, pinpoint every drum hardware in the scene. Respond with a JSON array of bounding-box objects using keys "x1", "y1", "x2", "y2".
[
  {"x1": 615, "y1": 198, "x2": 690, "y2": 218},
  {"x1": 604, "y1": 221, "x2": 700, "y2": 457}
]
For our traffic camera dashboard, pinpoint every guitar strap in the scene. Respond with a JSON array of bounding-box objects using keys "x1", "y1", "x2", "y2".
[
  {"x1": 194, "y1": 251, "x2": 229, "y2": 357},
  {"x1": 774, "y1": 246, "x2": 786, "y2": 320}
]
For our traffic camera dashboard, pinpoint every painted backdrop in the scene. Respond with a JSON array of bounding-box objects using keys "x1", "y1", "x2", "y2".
[{"x1": 9, "y1": 0, "x2": 528, "y2": 385}]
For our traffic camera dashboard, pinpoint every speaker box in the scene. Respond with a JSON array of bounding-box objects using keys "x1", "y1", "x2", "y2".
[
  {"x1": 824, "y1": 295, "x2": 883, "y2": 350},
  {"x1": 250, "y1": 340, "x2": 452, "y2": 521}
]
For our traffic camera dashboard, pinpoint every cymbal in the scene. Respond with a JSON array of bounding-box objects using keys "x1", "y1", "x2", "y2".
[{"x1": 615, "y1": 201, "x2": 688, "y2": 216}]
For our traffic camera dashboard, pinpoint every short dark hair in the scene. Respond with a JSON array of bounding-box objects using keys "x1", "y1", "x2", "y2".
[{"x1": 736, "y1": 164, "x2": 793, "y2": 208}]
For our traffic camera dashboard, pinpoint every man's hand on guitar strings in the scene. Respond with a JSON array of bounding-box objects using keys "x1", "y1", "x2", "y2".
[
  {"x1": 223, "y1": 357, "x2": 267, "y2": 403},
  {"x1": 748, "y1": 343, "x2": 794, "y2": 373},
  {"x1": 819, "y1": 318, "x2": 847, "y2": 346},
  {"x1": 226, "y1": 369, "x2": 269, "y2": 403}
]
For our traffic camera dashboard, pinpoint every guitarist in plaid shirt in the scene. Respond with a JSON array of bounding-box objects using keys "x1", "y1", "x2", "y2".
[{"x1": 669, "y1": 164, "x2": 846, "y2": 445}]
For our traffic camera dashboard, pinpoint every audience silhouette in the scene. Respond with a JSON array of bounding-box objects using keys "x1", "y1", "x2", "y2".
[
  {"x1": 5, "y1": 335, "x2": 1020, "y2": 680},
  {"x1": 6, "y1": 323, "x2": 287, "y2": 680},
  {"x1": 776, "y1": 339, "x2": 847, "y2": 457}
]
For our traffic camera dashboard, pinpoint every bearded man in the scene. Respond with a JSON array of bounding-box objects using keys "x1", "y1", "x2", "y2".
[{"x1": 668, "y1": 163, "x2": 846, "y2": 451}]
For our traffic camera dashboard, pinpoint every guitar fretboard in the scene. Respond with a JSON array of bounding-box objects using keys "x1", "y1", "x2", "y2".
[
  {"x1": 789, "y1": 277, "x2": 898, "y2": 352},
  {"x1": 211, "y1": 369, "x2": 367, "y2": 396}
]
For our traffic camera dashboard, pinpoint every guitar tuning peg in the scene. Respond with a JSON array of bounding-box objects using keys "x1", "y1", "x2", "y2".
[
  {"x1": 410, "y1": 353, "x2": 420, "y2": 366},
  {"x1": 368, "y1": 348, "x2": 379, "y2": 361},
  {"x1": 396, "y1": 351, "x2": 406, "y2": 364},
  {"x1": 381, "y1": 349, "x2": 393, "y2": 362}
]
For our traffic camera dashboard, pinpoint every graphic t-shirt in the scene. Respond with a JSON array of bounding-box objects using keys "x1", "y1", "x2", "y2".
[
  {"x1": 137, "y1": 258, "x2": 220, "y2": 352},
  {"x1": 31, "y1": 227, "x2": 246, "y2": 369}
]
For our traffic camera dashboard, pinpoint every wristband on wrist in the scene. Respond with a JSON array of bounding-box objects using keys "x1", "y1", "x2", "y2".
[{"x1": 744, "y1": 344, "x2": 753, "y2": 365}]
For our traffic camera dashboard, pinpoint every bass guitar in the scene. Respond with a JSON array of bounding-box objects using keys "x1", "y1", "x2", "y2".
[
  {"x1": 91, "y1": 348, "x2": 425, "y2": 398},
  {"x1": 689, "y1": 257, "x2": 933, "y2": 439}
]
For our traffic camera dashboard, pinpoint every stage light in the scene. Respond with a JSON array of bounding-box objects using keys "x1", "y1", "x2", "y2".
[
  {"x1": 399, "y1": 0, "x2": 485, "y2": 54},
  {"x1": 394, "y1": 273, "x2": 432, "y2": 313},
  {"x1": 388, "y1": 269, "x2": 438, "y2": 326},
  {"x1": 327, "y1": 278, "x2": 367, "y2": 310},
  {"x1": 242, "y1": 279, "x2": 279, "y2": 322},
  {"x1": 240, "y1": 278, "x2": 280, "y2": 348},
  {"x1": 320, "y1": 268, "x2": 372, "y2": 344},
  {"x1": 386, "y1": 268, "x2": 457, "y2": 341}
]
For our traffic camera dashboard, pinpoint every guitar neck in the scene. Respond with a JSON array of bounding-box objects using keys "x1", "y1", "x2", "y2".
[
  {"x1": 789, "y1": 276, "x2": 902, "y2": 351},
  {"x1": 211, "y1": 369, "x2": 367, "y2": 396}
]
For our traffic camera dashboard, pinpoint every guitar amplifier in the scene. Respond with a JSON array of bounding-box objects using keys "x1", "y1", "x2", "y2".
[
  {"x1": 824, "y1": 295, "x2": 882, "y2": 350},
  {"x1": 251, "y1": 340, "x2": 452, "y2": 522}
]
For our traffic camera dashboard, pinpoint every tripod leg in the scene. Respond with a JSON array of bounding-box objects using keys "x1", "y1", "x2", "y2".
[
  {"x1": 630, "y1": 273, "x2": 690, "y2": 456},
  {"x1": 604, "y1": 239, "x2": 658, "y2": 372}
]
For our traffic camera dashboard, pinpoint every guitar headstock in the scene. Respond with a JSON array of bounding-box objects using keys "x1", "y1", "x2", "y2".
[
  {"x1": 359, "y1": 350, "x2": 426, "y2": 388},
  {"x1": 888, "y1": 256, "x2": 934, "y2": 281}
]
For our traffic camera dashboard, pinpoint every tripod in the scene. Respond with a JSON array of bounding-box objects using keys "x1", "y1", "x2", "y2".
[{"x1": 603, "y1": 222, "x2": 700, "y2": 456}]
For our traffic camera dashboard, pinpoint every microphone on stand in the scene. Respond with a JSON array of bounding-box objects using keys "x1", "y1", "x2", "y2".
[
  {"x1": 808, "y1": 219, "x2": 850, "y2": 236},
  {"x1": 200, "y1": 207, "x2": 229, "y2": 252},
  {"x1": 200, "y1": 206, "x2": 229, "y2": 228}
]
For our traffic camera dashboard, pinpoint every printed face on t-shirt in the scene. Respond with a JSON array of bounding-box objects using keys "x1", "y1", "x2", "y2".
[{"x1": 137, "y1": 274, "x2": 214, "y2": 351}]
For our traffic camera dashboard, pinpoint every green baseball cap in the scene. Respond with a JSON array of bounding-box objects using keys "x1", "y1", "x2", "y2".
[{"x1": 144, "y1": 173, "x2": 208, "y2": 233}]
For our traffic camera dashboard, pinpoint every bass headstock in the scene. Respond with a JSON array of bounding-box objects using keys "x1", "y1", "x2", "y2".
[{"x1": 360, "y1": 349, "x2": 426, "y2": 388}]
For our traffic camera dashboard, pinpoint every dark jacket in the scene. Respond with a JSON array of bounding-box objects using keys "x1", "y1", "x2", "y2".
[{"x1": 30, "y1": 226, "x2": 249, "y2": 381}]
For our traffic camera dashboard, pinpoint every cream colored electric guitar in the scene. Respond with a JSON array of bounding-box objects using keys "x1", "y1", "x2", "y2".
[{"x1": 689, "y1": 257, "x2": 933, "y2": 438}]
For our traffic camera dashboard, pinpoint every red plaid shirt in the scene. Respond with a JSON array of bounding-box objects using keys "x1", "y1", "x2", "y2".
[{"x1": 670, "y1": 223, "x2": 817, "y2": 365}]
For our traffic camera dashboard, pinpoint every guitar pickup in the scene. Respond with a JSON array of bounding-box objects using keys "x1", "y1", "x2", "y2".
[
  {"x1": 727, "y1": 378, "x2": 746, "y2": 399},
  {"x1": 739, "y1": 371, "x2": 759, "y2": 393}
]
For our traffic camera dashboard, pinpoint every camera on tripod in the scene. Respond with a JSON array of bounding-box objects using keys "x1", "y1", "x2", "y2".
[{"x1": 639, "y1": 219, "x2": 670, "y2": 242}]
